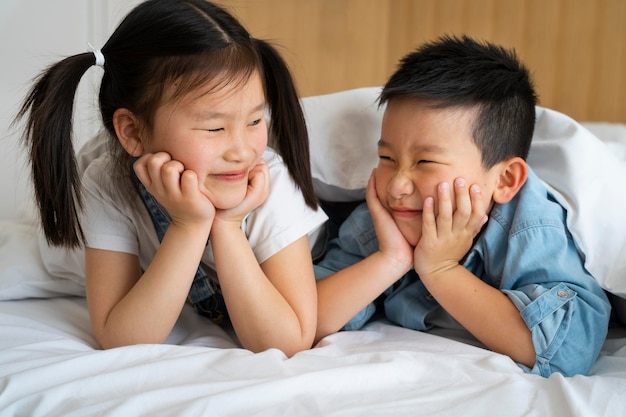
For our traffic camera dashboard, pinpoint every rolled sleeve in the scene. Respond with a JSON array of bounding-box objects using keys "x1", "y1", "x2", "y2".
[{"x1": 504, "y1": 282, "x2": 610, "y2": 377}]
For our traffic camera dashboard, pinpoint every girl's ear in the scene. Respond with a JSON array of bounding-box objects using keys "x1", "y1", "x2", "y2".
[
  {"x1": 492, "y1": 157, "x2": 528, "y2": 204},
  {"x1": 113, "y1": 108, "x2": 144, "y2": 157}
]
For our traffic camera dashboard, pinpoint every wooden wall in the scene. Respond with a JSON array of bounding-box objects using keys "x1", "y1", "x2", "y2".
[{"x1": 221, "y1": 0, "x2": 626, "y2": 123}]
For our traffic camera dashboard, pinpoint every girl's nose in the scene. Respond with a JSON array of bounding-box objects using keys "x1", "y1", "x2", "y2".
[
  {"x1": 387, "y1": 171, "x2": 415, "y2": 200},
  {"x1": 223, "y1": 131, "x2": 254, "y2": 162}
]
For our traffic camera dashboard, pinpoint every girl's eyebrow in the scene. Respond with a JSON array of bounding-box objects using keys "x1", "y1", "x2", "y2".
[{"x1": 193, "y1": 102, "x2": 266, "y2": 120}]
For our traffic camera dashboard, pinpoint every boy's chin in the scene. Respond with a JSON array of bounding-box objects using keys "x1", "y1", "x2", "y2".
[
  {"x1": 399, "y1": 229, "x2": 421, "y2": 247},
  {"x1": 393, "y1": 220, "x2": 421, "y2": 247}
]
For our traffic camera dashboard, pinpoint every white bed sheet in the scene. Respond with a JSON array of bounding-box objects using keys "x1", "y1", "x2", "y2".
[{"x1": 1, "y1": 297, "x2": 625, "y2": 417}]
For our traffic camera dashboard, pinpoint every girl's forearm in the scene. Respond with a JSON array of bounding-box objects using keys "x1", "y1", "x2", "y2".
[
  {"x1": 90, "y1": 222, "x2": 211, "y2": 348},
  {"x1": 211, "y1": 223, "x2": 316, "y2": 356}
]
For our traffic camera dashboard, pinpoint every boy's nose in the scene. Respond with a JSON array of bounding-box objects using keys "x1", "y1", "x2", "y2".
[{"x1": 387, "y1": 171, "x2": 415, "y2": 200}]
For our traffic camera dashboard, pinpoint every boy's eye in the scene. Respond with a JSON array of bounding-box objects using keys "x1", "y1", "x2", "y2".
[
  {"x1": 379, "y1": 155, "x2": 395, "y2": 162},
  {"x1": 249, "y1": 118, "x2": 262, "y2": 126},
  {"x1": 418, "y1": 160, "x2": 434, "y2": 164}
]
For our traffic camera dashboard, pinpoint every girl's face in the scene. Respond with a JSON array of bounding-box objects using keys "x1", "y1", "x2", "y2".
[
  {"x1": 375, "y1": 97, "x2": 501, "y2": 246},
  {"x1": 144, "y1": 71, "x2": 268, "y2": 209}
]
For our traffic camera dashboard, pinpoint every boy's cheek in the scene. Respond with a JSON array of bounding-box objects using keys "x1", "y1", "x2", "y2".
[{"x1": 374, "y1": 176, "x2": 389, "y2": 203}]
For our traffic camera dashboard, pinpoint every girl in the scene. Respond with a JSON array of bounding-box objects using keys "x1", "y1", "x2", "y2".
[{"x1": 16, "y1": 0, "x2": 328, "y2": 357}]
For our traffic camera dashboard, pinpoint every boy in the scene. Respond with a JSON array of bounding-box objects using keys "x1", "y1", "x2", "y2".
[{"x1": 314, "y1": 35, "x2": 610, "y2": 377}]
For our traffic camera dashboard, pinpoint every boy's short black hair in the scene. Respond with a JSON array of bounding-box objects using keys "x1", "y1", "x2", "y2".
[{"x1": 379, "y1": 35, "x2": 538, "y2": 168}]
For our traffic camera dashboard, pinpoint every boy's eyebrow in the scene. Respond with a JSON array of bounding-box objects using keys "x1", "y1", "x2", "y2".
[{"x1": 377, "y1": 139, "x2": 447, "y2": 154}]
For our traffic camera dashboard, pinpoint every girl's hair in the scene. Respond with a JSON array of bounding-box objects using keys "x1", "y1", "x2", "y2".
[{"x1": 16, "y1": 0, "x2": 317, "y2": 248}]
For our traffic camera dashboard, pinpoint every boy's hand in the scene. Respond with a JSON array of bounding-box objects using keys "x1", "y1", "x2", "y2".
[
  {"x1": 367, "y1": 170, "x2": 414, "y2": 275},
  {"x1": 214, "y1": 159, "x2": 270, "y2": 225},
  {"x1": 133, "y1": 152, "x2": 216, "y2": 227},
  {"x1": 413, "y1": 178, "x2": 488, "y2": 278}
]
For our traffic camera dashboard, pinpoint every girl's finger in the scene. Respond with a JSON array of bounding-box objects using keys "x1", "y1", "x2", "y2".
[
  {"x1": 132, "y1": 155, "x2": 152, "y2": 188},
  {"x1": 160, "y1": 159, "x2": 185, "y2": 194},
  {"x1": 179, "y1": 169, "x2": 199, "y2": 197},
  {"x1": 247, "y1": 161, "x2": 270, "y2": 202}
]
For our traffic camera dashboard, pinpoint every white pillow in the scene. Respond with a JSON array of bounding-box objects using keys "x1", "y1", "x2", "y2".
[
  {"x1": 304, "y1": 87, "x2": 626, "y2": 297},
  {"x1": 304, "y1": 87, "x2": 383, "y2": 202},
  {"x1": 0, "y1": 221, "x2": 85, "y2": 300},
  {"x1": 529, "y1": 108, "x2": 626, "y2": 298}
]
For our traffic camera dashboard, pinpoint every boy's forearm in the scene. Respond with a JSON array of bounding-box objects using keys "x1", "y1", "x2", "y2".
[
  {"x1": 420, "y1": 265, "x2": 536, "y2": 368},
  {"x1": 315, "y1": 251, "x2": 410, "y2": 343}
]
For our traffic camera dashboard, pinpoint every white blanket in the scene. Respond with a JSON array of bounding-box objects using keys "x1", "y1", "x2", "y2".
[{"x1": 1, "y1": 297, "x2": 625, "y2": 417}]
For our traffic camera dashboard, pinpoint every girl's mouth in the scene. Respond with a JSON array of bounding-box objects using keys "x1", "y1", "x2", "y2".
[{"x1": 214, "y1": 170, "x2": 248, "y2": 182}]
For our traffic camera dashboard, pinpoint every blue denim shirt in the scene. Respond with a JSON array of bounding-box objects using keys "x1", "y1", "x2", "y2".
[{"x1": 315, "y1": 168, "x2": 611, "y2": 377}]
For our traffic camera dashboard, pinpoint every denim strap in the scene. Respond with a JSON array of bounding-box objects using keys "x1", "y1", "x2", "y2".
[{"x1": 133, "y1": 172, "x2": 227, "y2": 324}]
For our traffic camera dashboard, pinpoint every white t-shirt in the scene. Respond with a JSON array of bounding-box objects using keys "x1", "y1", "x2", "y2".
[{"x1": 41, "y1": 134, "x2": 328, "y2": 282}]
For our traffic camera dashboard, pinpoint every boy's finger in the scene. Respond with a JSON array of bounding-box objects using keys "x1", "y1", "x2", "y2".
[
  {"x1": 469, "y1": 184, "x2": 489, "y2": 232},
  {"x1": 366, "y1": 171, "x2": 386, "y2": 218},
  {"x1": 436, "y1": 182, "x2": 453, "y2": 235},
  {"x1": 421, "y1": 196, "x2": 437, "y2": 239},
  {"x1": 452, "y1": 178, "x2": 471, "y2": 233}
]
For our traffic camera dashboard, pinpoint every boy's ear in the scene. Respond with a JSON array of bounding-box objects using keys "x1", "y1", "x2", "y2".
[
  {"x1": 492, "y1": 157, "x2": 528, "y2": 204},
  {"x1": 113, "y1": 108, "x2": 144, "y2": 157}
]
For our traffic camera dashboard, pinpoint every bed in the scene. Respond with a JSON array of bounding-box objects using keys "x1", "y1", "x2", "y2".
[{"x1": 2, "y1": 87, "x2": 626, "y2": 416}]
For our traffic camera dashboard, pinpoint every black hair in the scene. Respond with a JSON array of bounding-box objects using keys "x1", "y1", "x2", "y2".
[
  {"x1": 16, "y1": 0, "x2": 317, "y2": 248},
  {"x1": 379, "y1": 35, "x2": 538, "y2": 168}
]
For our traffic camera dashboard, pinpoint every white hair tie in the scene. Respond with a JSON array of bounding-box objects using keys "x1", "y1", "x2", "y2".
[{"x1": 87, "y1": 42, "x2": 105, "y2": 68}]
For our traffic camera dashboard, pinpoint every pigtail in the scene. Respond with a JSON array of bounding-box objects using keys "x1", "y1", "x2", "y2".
[
  {"x1": 15, "y1": 53, "x2": 94, "y2": 248},
  {"x1": 253, "y1": 39, "x2": 318, "y2": 209}
]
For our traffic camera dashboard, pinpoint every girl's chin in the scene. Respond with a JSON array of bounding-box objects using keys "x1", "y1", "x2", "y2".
[
  {"x1": 205, "y1": 193, "x2": 247, "y2": 211},
  {"x1": 213, "y1": 198, "x2": 246, "y2": 210}
]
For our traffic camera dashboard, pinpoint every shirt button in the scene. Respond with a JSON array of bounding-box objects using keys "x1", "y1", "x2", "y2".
[{"x1": 557, "y1": 290, "x2": 569, "y2": 298}]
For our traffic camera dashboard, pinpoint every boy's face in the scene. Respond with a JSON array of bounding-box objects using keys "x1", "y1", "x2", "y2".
[{"x1": 375, "y1": 97, "x2": 502, "y2": 246}]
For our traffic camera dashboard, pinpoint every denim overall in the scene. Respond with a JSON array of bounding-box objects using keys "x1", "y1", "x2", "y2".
[{"x1": 134, "y1": 176, "x2": 228, "y2": 324}]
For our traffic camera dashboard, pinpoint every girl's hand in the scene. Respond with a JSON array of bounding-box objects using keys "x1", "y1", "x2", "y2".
[
  {"x1": 366, "y1": 170, "x2": 414, "y2": 275},
  {"x1": 133, "y1": 152, "x2": 215, "y2": 227},
  {"x1": 413, "y1": 178, "x2": 488, "y2": 278},
  {"x1": 214, "y1": 160, "x2": 270, "y2": 224}
]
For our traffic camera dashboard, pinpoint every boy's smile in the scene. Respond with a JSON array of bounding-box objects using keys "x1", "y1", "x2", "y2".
[{"x1": 375, "y1": 97, "x2": 501, "y2": 246}]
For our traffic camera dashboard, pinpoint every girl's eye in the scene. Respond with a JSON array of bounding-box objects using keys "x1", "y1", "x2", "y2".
[
  {"x1": 418, "y1": 160, "x2": 434, "y2": 164},
  {"x1": 249, "y1": 118, "x2": 262, "y2": 126},
  {"x1": 207, "y1": 127, "x2": 224, "y2": 132},
  {"x1": 379, "y1": 155, "x2": 394, "y2": 162}
]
